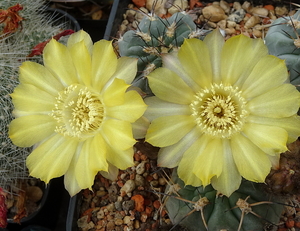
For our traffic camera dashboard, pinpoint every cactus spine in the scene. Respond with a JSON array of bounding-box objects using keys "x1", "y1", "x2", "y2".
[
  {"x1": 118, "y1": 11, "x2": 209, "y2": 95},
  {"x1": 0, "y1": 0, "x2": 66, "y2": 193}
]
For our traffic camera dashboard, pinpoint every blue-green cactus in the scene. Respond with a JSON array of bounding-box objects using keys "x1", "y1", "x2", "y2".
[
  {"x1": 118, "y1": 12, "x2": 209, "y2": 94},
  {"x1": 265, "y1": 11, "x2": 300, "y2": 90},
  {"x1": 165, "y1": 169, "x2": 283, "y2": 231}
]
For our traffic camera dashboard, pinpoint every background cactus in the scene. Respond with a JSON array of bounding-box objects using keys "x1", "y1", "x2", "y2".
[
  {"x1": 0, "y1": 0, "x2": 67, "y2": 194},
  {"x1": 265, "y1": 10, "x2": 300, "y2": 90},
  {"x1": 165, "y1": 169, "x2": 283, "y2": 231},
  {"x1": 118, "y1": 11, "x2": 209, "y2": 95}
]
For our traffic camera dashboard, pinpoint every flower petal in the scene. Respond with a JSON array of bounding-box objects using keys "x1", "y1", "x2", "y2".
[
  {"x1": 178, "y1": 38, "x2": 213, "y2": 89},
  {"x1": 193, "y1": 137, "x2": 224, "y2": 186},
  {"x1": 247, "y1": 84, "x2": 300, "y2": 118},
  {"x1": 221, "y1": 35, "x2": 268, "y2": 86},
  {"x1": 211, "y1": 139, "x2": 241, "y2": 197},
  {"x1": 101, "y1": 119, "x2": 136, "y2": 150},
  {"x1": 9, "y1": 115, "x2": 56, "y2": 147},
  {"x1": 106, "y1": 90, "x2": 147, "y2": 122},
  {"x1": 203, "y1": 29, "x2": 224, "y2": 83},
  {"x1": 64, "y1": 146, "x2": 82, "y2": 197},
  {"x1": 177, "y1": 134, "x2": 213, "y2": 186},
  {"x1": 241, "y1": 55, "x2": 288, "y2": 98},
  {"x1": 19, "y1": 61, "x2": 64, "y2": 95},
  {"x1": 105, "y1": 146, "x2": 134, "y2": 170},
  {"x1": 76, "y1": 134, "x2": 108, "y2": 189},
  {"x1": 67, "y1": 30, "x2": 93, "y2": 55},
  {"x1": 110, "y1": 56, "x2": 138, "y2": 84},
  {"x1": 102, "y1": 78, "x2": 128, "y2": 107},
  {"x1": 146, "y1": 115, "x2": 196, "y2": 147},
  {"x1": 157, "y1": 127, "x2": 201, "y2": 168},
  {"x1": 92, "y1": 40, "x2": 118, "y2": 91},
  {"x1": 132, "y1": 116, "x2": 150, "y2": 139},
  {"x1": 11, "y1": 84, "x2": 55, "y2": 115},
  {"x1": 43, "y1": 39, "x2": 78, "y2": 86},
  {"x1": 231, "y1": 134, "x2": 271, "y2": 182},
  {"x1": 100, "y1": 161, "x2": 119, "y2": 181},
  {"x1": 147, "y1": 67, "x2": 194, "y2": 104},
  {"x1": 68, "y1": 40, "x2": 92, "y2": 87},
  {"x1": 162, "y1": 53, "x2": 200, "y2": 92},
  {"x1": 242, "y1": 123, "x2": 288, "y2": 155},
  {"x1": 246, "y1": 115, "x2": 300, "y2": 143},
  {"x1": 144, "y1": 96, "x2": 191, "y2": 121},
  {"x1": 26, "y1": 134, "x2": 78, "y2": 183}
]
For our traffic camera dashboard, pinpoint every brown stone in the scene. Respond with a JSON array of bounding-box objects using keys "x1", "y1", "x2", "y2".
[{"x1": 202, "y1": 5, "x2": 227, "y2": 22}]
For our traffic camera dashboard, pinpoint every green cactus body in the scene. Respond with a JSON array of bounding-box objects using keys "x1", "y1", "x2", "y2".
[
  {"x1": 265, "y1": 11, "x2": 300, "y2": 89},
  {"x1": 118, "y1": 12, "x2": 208, "y2": 94},
  {"x1": 165, "y1": 169, "x2": 283, "y2": 231}
]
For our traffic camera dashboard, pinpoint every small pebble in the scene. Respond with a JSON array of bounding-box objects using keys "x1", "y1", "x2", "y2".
[
  {"x1": 202, "y1": 5, "x2": 227, "y2": 22},
  {"x1": 136, "y1": 161, "x2": 146, "y2": 175},
  {"x1": 115, "y1": 218, "x2": 124, "y2": 226},
  {"x1": 123, "y1": 216, "x2": 132, "y2": 225},
  {"x1": 122, "y1": 200, "x2": 135, "y2": 211},
  {"x1": 120, "y1": 180, "x2": 136, "y2": 196}
]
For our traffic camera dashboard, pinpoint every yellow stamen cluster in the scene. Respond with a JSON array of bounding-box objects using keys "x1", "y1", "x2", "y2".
[
  {"x1": 190, "y1": 83, "x2": 248, "y2": 138},
  {"x1": 51, "y1": 84, "x2": 104, "y2": 139}
]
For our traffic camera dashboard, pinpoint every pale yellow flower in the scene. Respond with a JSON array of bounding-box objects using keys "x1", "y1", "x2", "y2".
[
  {"x1": 9, "y1": 30, "x2": 147, "y2": 196},
  {"x1": 144, "y1": 29, "x2": 300, "y2": 196}
]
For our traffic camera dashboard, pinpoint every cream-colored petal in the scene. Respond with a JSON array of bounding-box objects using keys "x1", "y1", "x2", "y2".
[
  {"x1": 178, "y1": 38, "x2": 213, "y2": 89},
  {"x1": 162, "y1": 53, "x2": 200, "y2": 92},
  {"x1": 106, "y1": 90, "x2": 147, "y2": 122},
  {"x1": 241, "y1": 55, "x2": 288, "y2": 98},
  {"x1": 246, "y1": 115, "x2": 300, "y2": 143},
  {"x1": 242, "y1": 123, "x2": 288, "y2": 155},
  {"x1": 211, "y1": 139, "x2": 241, "y2": 197},
  {"x1": 221, "y1": 35, "x2": 268, "y2": 86},
  {"x1": 26, "y1": 134, "x2": 78, "y2": 183},
  {"x1": 268, "y1": 153, "x2": 281, "y2": 170},
  {"x1": 132, "y1": 116, "x2": 150, "y2": 139},
  {"x1": 231, "y1": 134, "x2": 271, "y2": 182},
  {"x1": 101, "y1": 119, "x2": 136, "y2": 150},
  {"x1": 100, "y1": 161, "x2": 119, "y2": 181},
  {"x1": 102, "y1": 78, "x2": 128, "y2": 107},
  {"x1": 157, "y1": 127, "x2": 201, "y2": 168},
  {"x1": 110, "y1": 56, "x2": 138, "y2": 84},
  {"x1": 9, "y1": 115, "x2": 56, "y2": 147},
  {"x1": 67, "y1": 30, "x2": 93, "y2": 55},
  {"x1": 64, "y1": 145, "x2": 82, "y2": 197},
  {"x1": 76, "y1": 134, "x2": 108, "y2": 189},
  {"x1": 147, "y1": 67, "x2": 195, "y2": 104},
  {"x1": 177, "y1": 134, "x2": 213, "y2": 186},
  {"x1": 144, "y1": 96, "x2": 191, "y2": 121},
  {"x1": 247, "y1": 84, "x2": 300, "y2": 118},
  {"x1": 105, "y1": 146, "x2": 134, "y2": 170},
  {"x1": 92, "y1": 40, "x2": 118, "y2": 91},
  {"x1": 193, "y1": 138, "x2": 223, "y2": 186},
  {"x1": 43, "y1": 39, "x2": 78, "y2": 86},
  {"x1": 69, "y1": 40, "x2": 92, "y2": 86},
  {"x1": 146, "y1": 115, "x2": 196, "y2": 147},
  {"x1": 11, "y1": 84, "x2": 55, "y2": 114},
  {"x1": 19, "y1": 61, "x2": 64, "y2": 95},
  {"x1": 203, "y1": 29, "x2": 224, "y2": 83}
]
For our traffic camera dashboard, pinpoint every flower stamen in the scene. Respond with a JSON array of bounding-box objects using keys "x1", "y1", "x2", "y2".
[
  {"x1": 51, "y1": 84, "x2": 104, "y2": 139},
  {"x1": 190, "y1": 83, "x2": 248, "y2": 138}
]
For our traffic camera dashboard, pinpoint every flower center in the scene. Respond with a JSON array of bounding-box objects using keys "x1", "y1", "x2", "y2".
[
  {"x1": 51, "y1": 84, "x2": 104, "y2": 139},
  {"x1": 190, "y1": 83, "x2": 248, "y2": 138}
]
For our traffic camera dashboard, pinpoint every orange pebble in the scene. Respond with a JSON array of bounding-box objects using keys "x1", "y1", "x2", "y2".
[
  {"x1": 264, "y1": 5, "x2": 274, "y2": 11},
  {"x1": 286, "y1": 219, "x2": 295, "y2": 228},
  {"x1": 132, "y1": 0, "x2": 146, "y2": 8},
  {"x1": 131, "y1": 194, "x2": 145, "y2": 212},
  {"x1": 145, "y1": 206, "x2": 153, "y2": 216},
  {"x1": 153, "y1": 200, "x2": 161, "y2": 209},
  {"x1": 295, "y1": 221, "x2": 300, "y2": 228}
]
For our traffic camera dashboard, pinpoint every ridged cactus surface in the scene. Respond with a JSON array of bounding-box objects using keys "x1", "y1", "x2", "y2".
[
  {"x1": 165, "y1": 169, "x2": 283, "y2": 231},
  {"x1": 118, "y1": 12, "x2": 209, "y2": 94},
  {"x1": 265, "y1": 11, "x2": 300, "y2": 90}
]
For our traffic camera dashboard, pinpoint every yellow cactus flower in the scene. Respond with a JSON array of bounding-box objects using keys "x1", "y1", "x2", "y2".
[
  {"x1": 144, "y1": 29, "x2": 300, "y2": 197},
  {"x1": 9, "y1": 30, "x2": 147, "y2": 196}
]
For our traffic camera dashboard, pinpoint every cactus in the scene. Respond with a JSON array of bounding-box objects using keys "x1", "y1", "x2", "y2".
[
  {"x1": 165, "y1": 169, "x2": 283, "y2": 231},
  {"x1": 0, "y1": 0, "x2": 67, "y2": 194},
  {"x1": 265, "y1": 10, "x2": 300, "y2": 90},
  {"x1": 118, "y1": 11, "x2": 209, "y2": 95}
]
